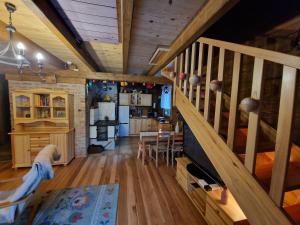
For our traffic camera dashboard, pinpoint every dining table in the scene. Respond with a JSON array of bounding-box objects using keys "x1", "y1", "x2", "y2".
[{"x1": 139, "y1": 131, "x2": 175, "y2": 165}]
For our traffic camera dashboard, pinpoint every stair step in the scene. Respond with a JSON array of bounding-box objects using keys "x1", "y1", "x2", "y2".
[
  {"x1": 238, "y1": 152, "x2": 300, "y2": 192},
  {"x1": 284, "y1": 204, "x2": 300, "y2": 225}
]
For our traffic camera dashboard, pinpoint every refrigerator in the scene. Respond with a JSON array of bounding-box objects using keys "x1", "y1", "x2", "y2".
[{"x1": 119, "y1": 105, "x2": 129, "y2": 137}]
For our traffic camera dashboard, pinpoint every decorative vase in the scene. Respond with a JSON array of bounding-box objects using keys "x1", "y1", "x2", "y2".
[
  {"x1": 179, "y1": 72, "x2": 186, "y2": 80},
  {"x1": 209, "y1": 80, "x2": 222, "y2": 92},
  {"x1": 221, "y1": 187, "x2": 228, "y2": 204},
  {"x1": 239, "y1": 97, "x2": 259, "y2": 113},
  {"x1": 189, "y1": 75, "x2": 200, "y2": 86}
]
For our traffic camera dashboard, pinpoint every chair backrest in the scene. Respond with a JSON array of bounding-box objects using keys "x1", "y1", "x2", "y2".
[
  {"x1": 172, "y1": 133, "x2": 184, "y2": 148},
  {"x1": 156, "y1": 130, "x2": 171, "y2": 145}
]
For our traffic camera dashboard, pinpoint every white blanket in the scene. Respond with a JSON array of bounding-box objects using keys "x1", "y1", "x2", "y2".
[{"x1": 0, "y1": 144, "x2": 60, "y2": 224}]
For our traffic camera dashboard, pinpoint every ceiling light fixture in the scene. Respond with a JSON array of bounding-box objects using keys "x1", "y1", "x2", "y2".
[
  {"x1": 0, "y1": 2, "x2": 30, "y2": 72},
  {"x1": 0, "y1": 2, "x2": 46, "y2": 78}
]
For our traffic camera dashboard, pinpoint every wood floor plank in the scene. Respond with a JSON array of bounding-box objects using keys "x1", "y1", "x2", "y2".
[{"x1": 0, "y1": 137, "x2": 207, "y2": 225}]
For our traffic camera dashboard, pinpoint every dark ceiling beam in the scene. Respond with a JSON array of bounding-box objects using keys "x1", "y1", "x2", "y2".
[
  {"x1": 121, "y1": 0, "x2": 134, "y2": 73},
  {"x1": 30, "y1": 0, "x2": 100, "y2": 72},
  {"x1": 146, "y1": 0, "x2": 239, "y2": 76}
]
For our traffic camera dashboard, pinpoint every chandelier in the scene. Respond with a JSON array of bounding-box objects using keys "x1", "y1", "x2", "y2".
[{"x1": 0, "y1": 2, "x2": 44, "y2": 76}]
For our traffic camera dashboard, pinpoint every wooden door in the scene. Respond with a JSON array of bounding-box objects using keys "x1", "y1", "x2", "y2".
[{"x1": 12, "y1": 135, "x2": 31, "y2": 167}]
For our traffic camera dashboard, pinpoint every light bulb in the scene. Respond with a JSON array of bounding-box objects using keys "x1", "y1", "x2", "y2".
[
  {"x1": 16, "y1": 55, "x2": 23, "y2": 60},
  {"x1": 17, "y1": 42, "x2": 25, "y2": 50},
  {"x1": 36, "y1": 52, "x2": 44, "y2": 61}
]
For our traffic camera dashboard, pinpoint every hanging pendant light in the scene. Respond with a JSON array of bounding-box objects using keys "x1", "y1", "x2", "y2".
[
  {"x1": 0, "y1": 2, "x2": 46, "y2": 79},
  {"x1": 0, "y1": 2, "x2": 30, "y2": 72}
]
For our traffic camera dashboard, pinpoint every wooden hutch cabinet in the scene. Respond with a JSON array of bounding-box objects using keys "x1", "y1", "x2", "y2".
[{"x1": 10, "y1": 89, "x2": 75, "y2": 168}]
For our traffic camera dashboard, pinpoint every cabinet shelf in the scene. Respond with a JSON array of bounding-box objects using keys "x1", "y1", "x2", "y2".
[{"x1": 11, "y1": 89, "x2": 75, "y2": 168}]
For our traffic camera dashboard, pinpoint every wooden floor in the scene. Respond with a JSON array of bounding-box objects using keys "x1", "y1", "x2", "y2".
[{"x1": 0, "y1": 137, "x2": 207, "y2": 225}]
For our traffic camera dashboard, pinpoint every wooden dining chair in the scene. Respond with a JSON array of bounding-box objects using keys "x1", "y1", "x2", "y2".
[
  {"x1": 151, "y1": 131, "x2": 171, "y2": 167},
  {"x1": 171, "y1": 133, "x2": 184, "y2": 166},
  {"x1": 137, "y1": 137, "x2": 156, "y2": 165}
]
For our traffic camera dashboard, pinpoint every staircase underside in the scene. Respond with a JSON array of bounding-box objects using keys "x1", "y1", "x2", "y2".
[{"x1": 175, "y1": 87, "x2": 291, "y2": 225}]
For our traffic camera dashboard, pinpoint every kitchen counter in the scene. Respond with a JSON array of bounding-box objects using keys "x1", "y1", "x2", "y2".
[{"x1": 129, "y1": 117, "x2": 159, "y2": 135}]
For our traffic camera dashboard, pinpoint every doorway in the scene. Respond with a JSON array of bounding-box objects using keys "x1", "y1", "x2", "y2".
[{"x1": 0, "y1": 75, "x2": 11, "y2": 161}]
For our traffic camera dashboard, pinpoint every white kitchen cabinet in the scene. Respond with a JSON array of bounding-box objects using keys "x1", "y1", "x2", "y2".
[
  {"x1": 140, "y1": 94, "x2": 152, "y2": 106},
  {"x1": 119, "y1": 93, "x2": 131, "y2": 105}
]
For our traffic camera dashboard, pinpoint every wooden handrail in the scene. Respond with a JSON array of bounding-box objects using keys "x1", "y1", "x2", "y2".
[
  {"x1": 199, "y1": 37, "x2": 300, "y2": 69},
  {"x1": 167, "y1": 36, "x2": 300, "y2": 224},
  {"x1": 175, "y1": 87, "x2": 291, "y2": 225}
]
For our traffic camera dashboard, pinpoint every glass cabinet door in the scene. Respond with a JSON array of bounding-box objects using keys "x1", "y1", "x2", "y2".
[
  {"x1": 34, "y1": 94, "x2": 51, "y2": 119},
  {"x1": 51, "y1": 95, "x2": 67, "y2": 119},
  {"x1": 14, "y1": 94, "x2": 32, "y2": 119}
]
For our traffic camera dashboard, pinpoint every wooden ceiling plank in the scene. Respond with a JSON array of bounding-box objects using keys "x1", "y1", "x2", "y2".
[
  {"x1": 121, "y1": 0, "x2": 134, "y2": 73},
  {"x1": 147, "y1": 0, "x2": 239, "y2": 76},
  {"x1": 26, "y1": 0, "x2": 100, "y2": 72},
  {"x1": 0, "y1": 20, "x2": 65, "y2": 71}
]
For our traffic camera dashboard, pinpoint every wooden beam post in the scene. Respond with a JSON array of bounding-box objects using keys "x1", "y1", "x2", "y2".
[
  {"x1": 121, "y1": 0, "x2": 134, "y2": 73},
  {"x1": 204, "y1": 45, "x2": 213, "y2": 121},
  {"x1": 27, "y1": 0, "x2": 99, "y2": 72},
  {"x1": 269, "y1": 66, "x2": 297, "y2": 206},
  {"x1": 227, "y1": 52, "x2": 241, "y2": 150},
  {"x1": 214, "y1": 47, "x2": 225, "y2": 133},
  {"x1": 195, "y1": 42, "x2": 204, "y2": 112},
  {"x1": 183, "y1": 48, "x2": 190, "y2": 96},
  {"x1": 189, "y1": 43, "x2": 196, "y2": 102},
  {"x1": 173, "y1": 57, "x2": 178, "y2": 106},
  {"x1": 244, "y1": 57, "x2": 264, "y2": 174}
]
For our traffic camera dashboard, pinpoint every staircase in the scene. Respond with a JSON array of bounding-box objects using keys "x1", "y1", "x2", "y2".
[{"x1": 167, "y1": 37, "x2": 300, "y2": 225}]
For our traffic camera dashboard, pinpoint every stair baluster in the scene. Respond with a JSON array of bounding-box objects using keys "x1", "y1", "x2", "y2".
[
  {"x1": 269, "y1": 66, "x2": 297, "y2": 206},
  {"x1": 244, "y1": 57, "x2": 264, "y2": 174},
  {"x1": 195, "y1": 42, "x2": 204, "y2": 112}
]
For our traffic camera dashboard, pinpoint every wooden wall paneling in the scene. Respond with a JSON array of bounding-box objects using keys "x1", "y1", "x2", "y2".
[
  {"x1": 30, "y1": 0, "x2": 99, "y2": 71},
  {"x1": 179, "y1": 53, "x2": 184, "y2": 90},
  {"x1": 213, "y1": 47, "x2": 225, "y2": 133},
  {"x1": 244, "y1": 57, "x2": 264, "y2": 174},
  {"x1": 0, "y1": 0, "x2": 91, "y2": 73},
  {"x1": 173, "y1": 57, "x2": 179, "y2": 106},
  {"x1": 184, "y1": 48, "x2": 190, "y2": 96},
  {"x1": 189, "y1": 43, "x2": 196, "y2": 102},
  {"x1": 122, "y1": 0, "x2": 134, "y2": 73},
  {"x1": 86, "y1": 72, "x2": 171, "y2": 84},
  {"x1": 204, "y1": 45, "x2": 213, "y2": 121},
  {"x1": 88, "y1": 42, "x2": 123, "y2": 73},
  {"x1": 128, "y1": 0, "x2": 208, "y2": 74},
  {"x1": 196, "y1": 42, "x2": 204, "y2": 112},
  {"x1": 227, "y1": 52, "x2": 241, "y2": 150},
  {"x1": 269, "y1": 66, "x2": 297, "y2": 206},
  {"x1": 147, "y1": 0, "x2": 239, "y2": 75}
]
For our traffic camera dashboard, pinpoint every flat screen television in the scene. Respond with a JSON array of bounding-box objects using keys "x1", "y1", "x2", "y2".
[{"x1": 183, "y1": 122, "x2": 224, "y2": 186}]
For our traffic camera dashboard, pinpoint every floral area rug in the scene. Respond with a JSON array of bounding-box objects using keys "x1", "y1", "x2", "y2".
[{"x1": 11, "y1": 184, "x2": 119, "y2": 225}]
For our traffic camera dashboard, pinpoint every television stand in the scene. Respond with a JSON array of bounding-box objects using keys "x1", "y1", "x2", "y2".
[{"x1": 176, "y1": 157, "x2": 249, "y2": 225}]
